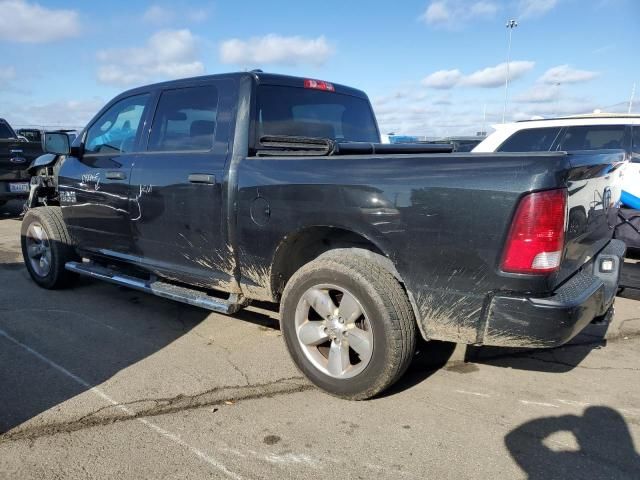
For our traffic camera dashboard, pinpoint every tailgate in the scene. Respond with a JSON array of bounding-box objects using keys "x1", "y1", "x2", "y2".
[
  {"x1": 556, "y1": 150, "x2": 626, "y2": 286},
  {"x1": 0, "y1": 140, "x2": 41, "y2": 181}
]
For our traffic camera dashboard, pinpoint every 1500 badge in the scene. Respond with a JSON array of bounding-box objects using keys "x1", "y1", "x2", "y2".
[{"x1": 59, "y1": 190, "x2": 77, "y2": 204}]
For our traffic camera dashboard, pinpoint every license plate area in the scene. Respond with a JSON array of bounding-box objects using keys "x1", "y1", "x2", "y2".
[{"x1": 9, "y1": 182, "x2": 29, "y2": 193}]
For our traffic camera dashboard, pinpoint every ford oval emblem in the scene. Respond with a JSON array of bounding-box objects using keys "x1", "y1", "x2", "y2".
[{"x1": 9, "y1": 156, "x2": 27, "y2": 164}]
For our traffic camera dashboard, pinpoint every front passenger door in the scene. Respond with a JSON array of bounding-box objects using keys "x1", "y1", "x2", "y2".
[{"x1": 59, "y1": 93, "x2": 151, "y2": 257}]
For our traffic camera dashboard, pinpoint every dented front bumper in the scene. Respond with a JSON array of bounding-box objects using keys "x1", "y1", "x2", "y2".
[{"x1": 481, "y1": 239, "x2": 626, "y2": 348}]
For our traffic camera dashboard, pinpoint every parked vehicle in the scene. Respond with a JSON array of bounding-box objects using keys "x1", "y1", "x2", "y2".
[
  {"x1": 473, "y1": 114, "x2": 640, "y2": 204},
  {"x1": 0, "y1": 118, "x2": 44, "y2": 207},
  {"x1": 473, "y1": 114, "x2": 640, "y2": 250},
  {"x1": 17, "y1": 128, "x2": 78, "y2": 146},
  {"x1": 22, "y1": 72, "x2": 626, "y2": 399},
  {"x1": 16, "y1": 128, "x2": 43, "y2": 143}
]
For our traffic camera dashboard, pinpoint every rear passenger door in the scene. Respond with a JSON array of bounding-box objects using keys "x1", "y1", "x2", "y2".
[{"x1": 128, "y1": 80, "x2": 235, "y2": 289}]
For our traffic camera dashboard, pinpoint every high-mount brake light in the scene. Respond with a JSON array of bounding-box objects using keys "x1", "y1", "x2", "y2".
[
  {"x1": 501, "y1": 188, "x2": 567, "y2": 274},
  {"x1": 304, "y1": 79, "x2": 335, "y2": 92}
]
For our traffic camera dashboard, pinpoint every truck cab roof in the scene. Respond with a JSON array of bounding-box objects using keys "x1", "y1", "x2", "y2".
[{"x1": 114, "y1": 71, "x2": 369, "y2": 102}]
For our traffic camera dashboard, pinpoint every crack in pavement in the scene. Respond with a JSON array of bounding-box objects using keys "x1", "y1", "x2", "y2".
[
  {"x1": 0, "y1": 376, "x2": 312, "y2": 444},
  {"x1": 190, "y1": 329, "x2": 252, "y2": 386},
  {"x1": 216, "y1": 344, "x2": 252, "y2": 386}
]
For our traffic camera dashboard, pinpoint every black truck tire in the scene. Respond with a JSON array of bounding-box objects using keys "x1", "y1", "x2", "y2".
[
  {"x1": 21, "y1": 206, "x2": 79, "y2": 289},
  {"x1": 280, "y1": 250, "x2": 416, "y2": 400}
]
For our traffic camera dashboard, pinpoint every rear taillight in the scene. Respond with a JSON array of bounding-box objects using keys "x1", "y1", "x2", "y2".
[
  {"x1": 304, "y1": 79, "x2": 335, "y2": 92},
  {"x1": 501, "y1": 189, "x2": 567, "y2": 274}
]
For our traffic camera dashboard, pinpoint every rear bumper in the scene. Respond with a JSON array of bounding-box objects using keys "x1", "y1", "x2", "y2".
[{"x1": 482, "y1": 239, "x2": 626, "y2": 348}]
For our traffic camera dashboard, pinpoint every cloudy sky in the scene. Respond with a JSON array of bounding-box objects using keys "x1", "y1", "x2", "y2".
[{"x1": 0, "y1": 0, "x2": 638, "y2": 137}]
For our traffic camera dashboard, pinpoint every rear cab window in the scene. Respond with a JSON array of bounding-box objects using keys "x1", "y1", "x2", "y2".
[
  {"x1": 497, "y1": 127, "x2": 562, "y2": 152},
  {"x1": 255, "y1": 85, "x2": 379, "y2": 149}
]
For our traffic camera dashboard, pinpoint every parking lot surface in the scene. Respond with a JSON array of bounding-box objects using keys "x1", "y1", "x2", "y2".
[{"x1": 1, "y1": 200, "x2": 639, "y2": 479}]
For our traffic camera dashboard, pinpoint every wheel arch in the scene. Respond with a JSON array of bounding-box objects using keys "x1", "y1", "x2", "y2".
[{"x1": 269, "y1": 226, "x2": 422, "y2": 330}]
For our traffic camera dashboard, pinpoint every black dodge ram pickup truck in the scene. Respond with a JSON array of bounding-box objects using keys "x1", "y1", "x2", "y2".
[{"x1": 22, "y1": 72, "x2": 626, "y2": 399}]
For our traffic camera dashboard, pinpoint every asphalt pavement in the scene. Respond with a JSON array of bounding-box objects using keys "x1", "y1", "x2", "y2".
[{"x1": 1, "y1": 200, "x2": 639, "y2": 479}]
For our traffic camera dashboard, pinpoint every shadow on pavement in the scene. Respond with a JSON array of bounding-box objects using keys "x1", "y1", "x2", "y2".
[
  {"x1": 0, "y1": 266, "x2": 211, "y2": 434},
  {"x1": 382, "y1": 339, "x2": 457, "y2": 396},
  {"x1": 0, "y1": 199, "x2": 26, "y2": 220},
  {"x1": 505, "y1": 406, "x2": 640, "y2": 479},
  {"x1": 463, "y1": 334, "x2": 607, "y2": 374},
  {"x1": 620, "y1": 260, "x2": 640, "y2": 291},
  {"x1": 381, "y1": 321, "x2": 612, "y2": 395}
]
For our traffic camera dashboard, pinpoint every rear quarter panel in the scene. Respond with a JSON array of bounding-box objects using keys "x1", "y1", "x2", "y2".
[{"x1": 236, "y1": 152, "x2": 588, "y2": 343}]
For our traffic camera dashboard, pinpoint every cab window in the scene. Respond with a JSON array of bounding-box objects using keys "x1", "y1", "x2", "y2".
[
  {"x1": 85, "y1": 94, "x2": 149, "y2": 155},
  {"x1": 497, "y1": 127, "x2": 561, "y2": 152},
  {"x1": 147, "y1": 85, "x2": 219, "y2": 152},
  {"x1": 256, "y1": 85, "x2": 379, "y2": 144},
  {"x1": 632, "y1": 127, "x2": 640, "y2": 163},
  {"x1": 556, "y1": 125, "x2": 626, "y2": 151}
]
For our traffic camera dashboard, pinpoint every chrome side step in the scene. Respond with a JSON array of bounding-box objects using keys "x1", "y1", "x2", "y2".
[{"x1": 65, "y1": 261, "x2": 247, "y2": 314}]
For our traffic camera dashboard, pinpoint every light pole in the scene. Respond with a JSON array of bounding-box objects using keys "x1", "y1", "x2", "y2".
[{"x1": 502, "y1": 19, "x2": 518, "y2": 123}]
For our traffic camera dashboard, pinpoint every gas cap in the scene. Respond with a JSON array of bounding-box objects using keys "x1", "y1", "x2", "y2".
[{"x1": 250, "y1": 196, "x2": 271, "y2": 226}]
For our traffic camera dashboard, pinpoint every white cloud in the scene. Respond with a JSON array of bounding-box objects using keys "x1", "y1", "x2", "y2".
[
  {"x1": 539, "y1": 65, "x2": 599, "y2": 85},
  {"x1": 96, "y1": 29, "x2": 205, "y2": 87},
  {"x1": 0, "y1": 0, "x2": 80, "y2": 43},
  {"x1": 470, "y1": 1, "x2": 499, "y2": 16},
  {"x1": 511, "y1": 99, "x2": 598, "y2": 121},
  {"x1": 6, "y1": 98, "x2": 105, "y2": 129},
  {"x1": 186, "y1": 6, "x2": 211, "y2": 22},
  {"x1": 375, "y1": 102, "x2": 493, "y2": 138},
  {"x1": 422, "y1": 1, "x2": 450, "y2": 23},
  {"x1": 518, "y1": 0, "x2": 558, "y2": 19},
  {"x1": 143, "y1": 5, "x2": 174, "y2": 24},
  {"x1": 420, "y1": 0, "x2": 498, "y2": 28},
  {"x1": 514, "y1": 84, "x2": 561, "y2": 103},
  {"x1": 143, "y1": 3, "x2": 212, "y2": 24},
  {"x1": 0, "y1": 66, "x2": 16, "y2": 86},
  {"x1": 219, "y1": 34, "x2": 333, "y2": 66},
  {"x1": 432, "y1": 94, "x2": 452, "y2": 105},
  {"x1": 462, "y1": 61, "x2": 535, "y2": 87},
  {"x1": 422, "y1": 69, "x2": 463, "y2": 89}
]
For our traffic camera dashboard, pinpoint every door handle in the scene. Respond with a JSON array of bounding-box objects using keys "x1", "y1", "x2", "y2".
[
  {"x1": 106, "y1": 171, "x2": 127, "y2": 180},
  {"x1": 188, "y1": 174, "x2": 215, "y2": 184}
]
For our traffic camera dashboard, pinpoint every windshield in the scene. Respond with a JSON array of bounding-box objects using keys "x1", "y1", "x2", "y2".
[{"x1": 256, "y1": 86, "x2": 379, "y2": 144}]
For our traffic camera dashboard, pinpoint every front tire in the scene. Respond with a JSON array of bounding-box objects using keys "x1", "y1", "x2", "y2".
[
  {"x1": 21, "y1": 207, "x2": 79, "y2": 289},
  {"x1": 280, "y1": 250, "x2": 416, "y2": 400}
]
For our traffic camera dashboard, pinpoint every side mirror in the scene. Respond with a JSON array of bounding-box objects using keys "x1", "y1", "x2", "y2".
[{"x1": 42, "y1": 132, "x2": 70, "y2": 155}]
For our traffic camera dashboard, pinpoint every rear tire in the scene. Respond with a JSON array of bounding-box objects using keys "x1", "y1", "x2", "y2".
[
  {"x1": 21, "y1": 207, "x2": 79, "y2": 289},
  {"x1": 280, "y1": 250, "x2": 416, "y2": 400}
]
